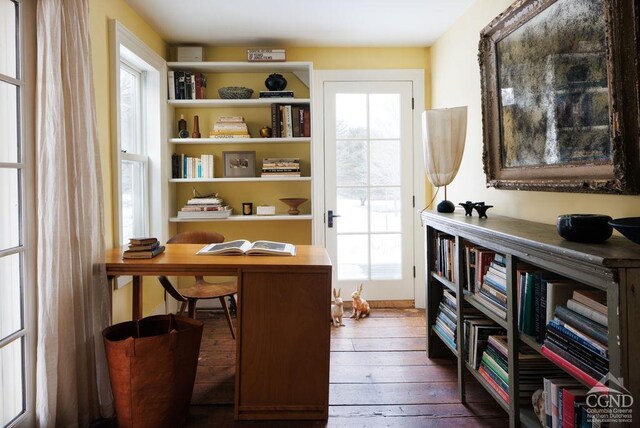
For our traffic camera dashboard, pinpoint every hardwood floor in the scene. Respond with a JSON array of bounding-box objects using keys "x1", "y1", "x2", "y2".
[{"x1": 185, "y1": 308, "x2": 507, "y2": 427}]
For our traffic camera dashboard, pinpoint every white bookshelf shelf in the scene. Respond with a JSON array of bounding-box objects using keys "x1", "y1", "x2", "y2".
[
  {"x1": 169, "y1": 137, "x2": 311, "y2": 145},
  {"x1": 170, "y1": 177, "x2": 311, "y2": 183},
  {"x1": 167, "y1": 61, "x2": 312, "y2": 74},
  {"x1": 168, "y1": 98, "x2": 311, "y2": 108},
  {"x1": 170, "y1": 214, "x2": 313, "y2": 223}
]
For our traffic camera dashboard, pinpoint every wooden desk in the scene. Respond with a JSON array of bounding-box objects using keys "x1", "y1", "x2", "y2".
[{"x1": 105, "y1": 244, "x2": 332, "y2": 420}]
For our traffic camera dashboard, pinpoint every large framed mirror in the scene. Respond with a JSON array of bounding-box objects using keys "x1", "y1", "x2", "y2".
[{"x1": 479, "y1": 0, "x2": 640, "y2": 193}]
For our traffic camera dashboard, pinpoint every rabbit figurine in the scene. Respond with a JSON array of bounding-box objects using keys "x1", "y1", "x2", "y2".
[
  {"x1": 331, "y1": 288, "x2": 345, "y2": 327},
  {"x1": 350, "y1": 283, "x2": 370, "y2": 320}
]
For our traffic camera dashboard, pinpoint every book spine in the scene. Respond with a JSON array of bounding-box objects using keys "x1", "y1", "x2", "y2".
[
  {"x1": 482, "y1": 352, "x2": 508, "y2": 384},
  {"x1": 478, "y1": 365, "x2": 510, "y2": 403},
  {"x1": 433, "y1": 324, "x2": 456, "y2": 350},
  {"x1": 538, "y1": 279, "x2": 548, "y2": 343},
  {"x1": 545, "y1": 332, "x2": 608, "y2": 374},
  {"x1": 302, "y1": 107, "x2": 311, "y2": 137},
  {"x1": 271, "y1": 103, "x2": 281, "y2": 138},
  {"x1": 555, "y1": 305, "x2": 608, "y2": 344},
  {"x1": 540, "y1": 345, "x2": 600, "y2": 387},
  {"x1": 567, "y1": 299, "x2": 608, "y2": 327},
  {"x1": 545, "y1": 324, "x2": 608, "y2": 364},
  {"x1": 168, "y1": 70, "x2": 175, "y2": 100},
  {"x1": 535, "y1": 275, "x2": 542, "y2": 341},
  {"x1": 547, "y1": 320, "x2": 607, "y2": 358}
]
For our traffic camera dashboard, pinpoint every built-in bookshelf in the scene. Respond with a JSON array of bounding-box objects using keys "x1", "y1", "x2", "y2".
[
  {"x1": 165, "y1": 61, "x2": 314, "y2": 224},
  {"x1": 422, "y1": 211, "x2": 640, "y2": 428}
]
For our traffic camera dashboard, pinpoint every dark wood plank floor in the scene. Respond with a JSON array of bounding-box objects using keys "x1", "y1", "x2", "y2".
[{"x1": 185, "y1": 308, "x2": 507, "y2": 427}]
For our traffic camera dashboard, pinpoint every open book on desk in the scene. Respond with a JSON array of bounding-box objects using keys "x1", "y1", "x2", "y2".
[{"x1": 197, "y1": 239, "x2": 296, "y2": 256}]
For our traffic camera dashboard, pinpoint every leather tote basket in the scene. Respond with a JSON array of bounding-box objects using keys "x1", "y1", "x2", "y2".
[{"x1": 103, "y1": 314, "x2": 203, "y2": 428}]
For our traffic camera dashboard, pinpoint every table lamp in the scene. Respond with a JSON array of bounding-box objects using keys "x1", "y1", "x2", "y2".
[{"x1": 422, "y1": 106, "x2": 468, "y2": 213}]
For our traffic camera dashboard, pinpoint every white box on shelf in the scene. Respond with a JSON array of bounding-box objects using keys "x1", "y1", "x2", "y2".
[
  {"x1": 177, "y1": 46, "x2": 203, "y2": 62},
  {"x1": 256, "y1": 205, "x2": 276, "y2": 216}
]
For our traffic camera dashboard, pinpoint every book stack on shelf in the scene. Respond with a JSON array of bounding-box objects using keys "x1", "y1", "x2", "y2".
[
  {"x1": 468, "y1": 250, "x2": 507, "y2": 319},
  {"x1": 209, "y1": 116, "x2": 250, "y2": 139},
  {"x1": 433, "y1": 290, "x2": 458, "y2": 350},
  {"x1": 541, "y1": 291, "x2": 609, "y2": 386},
  {"x1": 542, "y1": 377, "x2": 591, "y2": 428},
  {"x1": 271, "y1": 104, "x2": 311, "y2": 138},
  {"x1": 171, "y1": 153, "x2": 214, "y2": 179},
  {"x1": 434, "y1": 232, "x2": 456, "y2": 283},
  {"x1": 177, "y1": 195, "x2": 232, "y2": 219},
  {"x1": 465, "y1": 318, "x2": 505, "y2": 370},
  {"x1": 261, "y1": 158, "x2": 301, "y2": 177},
  {"x1": 123, "y1": 237, "x2": 165, "y2": 259},
  {"x1": 478, "y1": 335, "x2": 565, "y2": 405},
  {"x1": 464, "y1": 245, "x2": 498, "y2": 293},
  {"x1": 259, "y1": 90, "x2": 294, "y2": 98},
  {"x1": 516, "y1": 270, "x2": 587, "y2": 343},
  {"x1": 168, "y1": 70, "x2": 207, "y2": 100}
]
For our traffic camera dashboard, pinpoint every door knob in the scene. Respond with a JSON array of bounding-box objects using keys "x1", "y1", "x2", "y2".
[{"x1": 327, "y1": 210, "x2": 341, "y2": 228}]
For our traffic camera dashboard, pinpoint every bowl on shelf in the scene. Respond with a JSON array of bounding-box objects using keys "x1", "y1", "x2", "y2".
[
  {"x1": 218, "y1": 86, "x2": 254, "y2": 99},
  {"x1": 280, "y1": 198, "x2": 308, "y2": 215},
  {"x1": 556, "y1": 214, "x2": 613, "y2": 243},
  {"x1": 609, "y1": 217, "x2": 640, "y2": 244}
]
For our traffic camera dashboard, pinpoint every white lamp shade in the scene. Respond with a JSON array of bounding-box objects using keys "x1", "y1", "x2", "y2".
[{"x1": 422, "y1": 106, "x2": 468, "y2": 187}]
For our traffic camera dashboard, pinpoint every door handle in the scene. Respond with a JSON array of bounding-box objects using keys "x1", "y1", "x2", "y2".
[{"x1": 327, "y1": 210, "x2": 341, "y2": 228}]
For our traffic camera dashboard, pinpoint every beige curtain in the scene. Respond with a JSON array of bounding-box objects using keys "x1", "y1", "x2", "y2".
[
  {"x1": 36, "y1": 0, "x2": 113, "y2": 425},
  {"x1": 422, "y1": 106, "x2": 468, "y2": 187}
]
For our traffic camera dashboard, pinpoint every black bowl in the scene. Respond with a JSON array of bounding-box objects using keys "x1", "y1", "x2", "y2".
[
  {"x1": 557, "y1": 214, "x2": 613, "y2": 243},
  {"x1": 609, "y1": 217, "x2": 640, "y2": 244}
]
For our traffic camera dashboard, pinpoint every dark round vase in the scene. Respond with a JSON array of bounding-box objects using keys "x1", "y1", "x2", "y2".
[
  {"x1": 265, "y1": 73, "x2": 287, "y2": 91},
  {"x1": 556, "y1": 214, "x2": 613, "y2": 243},
  {"x1": 437, "y1": 200, "x2": 455, "y2": 213}
]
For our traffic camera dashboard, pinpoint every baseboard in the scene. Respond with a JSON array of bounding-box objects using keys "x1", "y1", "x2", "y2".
[{"x1": 342, "y1": 299, "x2": 414, "y2": 309}]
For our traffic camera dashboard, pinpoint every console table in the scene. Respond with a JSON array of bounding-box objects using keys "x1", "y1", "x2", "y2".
[{"x1": 105, "y1": 244, "x2": 332, "y2": 420}]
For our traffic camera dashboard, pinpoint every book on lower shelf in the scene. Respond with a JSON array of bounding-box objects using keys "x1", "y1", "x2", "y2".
[
  {"x1": 177, "y1": 195, "x2": 232, "y2": 219},
  {"x1": 197, "y1": 239, "x2": 296, "y2": 256}
]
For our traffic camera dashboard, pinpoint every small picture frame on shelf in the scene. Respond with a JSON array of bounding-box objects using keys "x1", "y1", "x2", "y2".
[{"x1": 223, "y1": 151, "x2": 256, "y2": 178}]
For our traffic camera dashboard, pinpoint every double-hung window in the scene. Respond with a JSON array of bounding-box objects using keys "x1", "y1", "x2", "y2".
[
  {"x1": 118, "y1": 59, "x2": 148, "y2": 242},
  {"x1": 1, "y1": 0, "x2": 35, "y2": 426}
]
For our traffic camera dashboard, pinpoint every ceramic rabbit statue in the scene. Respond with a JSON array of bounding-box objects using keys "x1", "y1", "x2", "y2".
[
  {"x1": 331, "y1": 288, "x2": 345, "y2": 327},
  {"x1": 350, "y1": 283, "x2": 370, "y2": 320}
]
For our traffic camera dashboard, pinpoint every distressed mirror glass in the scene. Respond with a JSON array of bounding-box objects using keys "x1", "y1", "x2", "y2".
[{"x1": 479, "y1": 0, "x2": 640, "y2": 193}]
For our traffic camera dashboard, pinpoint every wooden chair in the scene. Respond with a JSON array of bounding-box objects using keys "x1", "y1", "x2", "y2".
[{"x1": 158, "y1": 231, "x2": 237, "y2": 339}]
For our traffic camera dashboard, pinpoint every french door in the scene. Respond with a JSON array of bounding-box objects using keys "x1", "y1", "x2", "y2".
[{"x1": 323, "y1": 80, "x2": 415, "y2": 301}]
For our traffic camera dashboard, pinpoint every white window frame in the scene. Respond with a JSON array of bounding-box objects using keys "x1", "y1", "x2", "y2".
[
  {"x1": 109, "y1": 20, "x2": 169, "y2": 288},
  {"x1": 0, "y1": 0, "x2": 36, "y2": 427}
]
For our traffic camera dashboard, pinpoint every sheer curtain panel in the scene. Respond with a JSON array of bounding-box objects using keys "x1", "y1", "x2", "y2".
[{"x1": 36, "y1": 0, "x2": 113, "y2": 425}]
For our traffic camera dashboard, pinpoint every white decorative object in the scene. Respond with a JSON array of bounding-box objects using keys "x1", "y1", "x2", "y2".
[
  {"x1": 256, "y1": 205, "x2": 276, "y2": 216},
  {"x1": 177, "y1": 46, "x2": 203, "y2": 62},
  {"x1": 422, "y1": 106, "x2": 467, "y2": 213},
  {"x1": 331, "y1": 288, "x2": 344, "y2": 327}
]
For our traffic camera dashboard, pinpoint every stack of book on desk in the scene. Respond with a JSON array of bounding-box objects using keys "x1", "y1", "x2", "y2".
[
  {"x1": 177, "y1": 195, "x2": 232, "y2": 219},
  {"x1": 123, "y1": 237, "x2": 165, "y2": 259}
]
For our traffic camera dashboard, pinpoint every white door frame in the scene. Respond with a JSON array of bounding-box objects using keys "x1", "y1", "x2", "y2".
[{"x1": 312, "y1": 69, "x2": 426, "y2": 308}]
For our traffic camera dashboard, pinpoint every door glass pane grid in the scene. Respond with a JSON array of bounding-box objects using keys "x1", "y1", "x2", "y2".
[
  {"x1": 0, "y1": 0, "x2": 17, "y2": 79},
  {"x1": 0, "y1": 81, "x2": 19, "y2": 163},
  {"x1": 0, "y1": 337, "x2": 25, "y2": 426},
  {"x1": 0, "y1": 253, "x2": 23, "y2": 339},
  {"x1": 0, "y1": 168, "x2": 20, "y2": 251}
]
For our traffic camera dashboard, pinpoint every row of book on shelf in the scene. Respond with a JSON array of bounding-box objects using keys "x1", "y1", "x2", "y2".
[
  {"x1": 168, "y1": 71, "x2": 207, "y2": 100},
  {"x1": 271, "y1": 103, "x2": 311, "y2": 138},
  {"x1": 432, "y1": 233, "x2": 611, "y2": 426},
  {"x1": 177, "y1": 195, "x2": 232, "y2": 219},
  {"x1": 171, "y1": 153, "x2": 215, "y2": 179}
]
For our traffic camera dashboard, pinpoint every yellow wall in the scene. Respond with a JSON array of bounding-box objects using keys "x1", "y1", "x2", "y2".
[
  {"x1": 90, "y1": 0, "x2": 167, "y2": 323},
  {"x1": 430, "y1": 0, "x2": 639, "y2": 225}
]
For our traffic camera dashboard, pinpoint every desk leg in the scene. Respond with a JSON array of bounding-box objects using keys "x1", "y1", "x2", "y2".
[{"x1": 132, "y1": 275, "x2": 143, "y2": 320}]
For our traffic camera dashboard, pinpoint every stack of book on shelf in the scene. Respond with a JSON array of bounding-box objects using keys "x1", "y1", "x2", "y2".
[
  {"x1": 168, "y1": 71, "x2": 206, "y2": 100},
  {"x1": 433, "y1": 290, "x2": 458, "y2": 350},
  {"x1": 464, "y1": 245, "x2": 497, "y2": 292},
  {"x1": 476, "y1": 252, "x2": 507, "y2": 319},
  {"x1": 209, "y1": 116, "x2": 250, "y2": 139},
  {"x1": 478, "y1": 335, "x2": 565, "y2": 404},
  {"x1": 123, "y1": 237, "x2": 165, "y2": 259},
  {"x1": 434, "y1": 232, "x2": 455, "y2": 283},
  {"x1": 259, "y1": 90, "x2": 294, "y2": 98},
  {"x1": 171, "y1": 153, "x2": 214, "y2": 179},
  {"x1": 271, "y1": 104, "x2": 311, "y2": 138},
  {"x1": 464, "y1": 318, "x2": 505, "y2": 370},
  {"x1": 261, "y1": 158, "x2": 300, "y2": 177},
  {"x1": 543, "y1": 377, "x2": 591, "y2": 428},
  {"x1": 516, "y1": 269, "x2": 587, "y2": 343},
  {"x1": 541, "y1": 289, "x2": 609, "y2": 386},
  {"x1": 177, "y1": 195, "x2": 232, "y2": 219}
]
